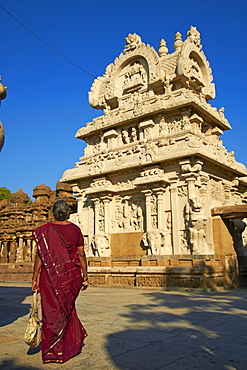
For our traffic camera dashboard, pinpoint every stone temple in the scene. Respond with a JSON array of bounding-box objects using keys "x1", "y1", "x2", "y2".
[{"x1": 60, "y1": 27, "x2": 247, "y2": 288}]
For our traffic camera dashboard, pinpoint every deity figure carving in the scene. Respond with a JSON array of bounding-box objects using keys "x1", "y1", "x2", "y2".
[
  {"x1": 167, "y1": 115, "x2": 184, "y2": 134},
  {"x1": 185, "y1": 197, "x2": 208, "y2": 254},
  {"x1": 158, "y1": 115, "x2": 168, "y2": 136},
  {"x1": 130, "y1": 203, "x2": 143, "y2": 230},
  {"x1": 188, "y1": 55, "x2": 203, "y2": 89},
  {"x1": 218, "y1": 107, "x2": 225, "y2": 119},
  {"x1": 142, "y1": 230, "x2": 165, "y2": 255},
  {"x1": 91, "y1": 234, "x2": 110, "y2": 257},
  {"x1": 122, "y1": 129, "x2": 130, "y2": 144},
  {"x1": 111, "y1": 206, "x2": 124, "y2": 229},
  {"x1": 98, "y1": 202, "x2": 105, "y2": 232},
  {"x1": 130, "y1": 127, "x2": 138, "y2": 142},
  {"x1": 133, "y1": 91, "x2": 143, "y2": 116},
  {"x1": 111, "y1": 202, "x2": 143, "y2": 232}
]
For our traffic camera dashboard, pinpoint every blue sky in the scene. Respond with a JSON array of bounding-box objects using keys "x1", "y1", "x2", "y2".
[{"x1": 1, "y1": 0, "x2": 247, "y2": 198}]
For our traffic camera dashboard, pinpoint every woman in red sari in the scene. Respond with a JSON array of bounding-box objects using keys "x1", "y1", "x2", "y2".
[{"x1": 31, "y1": 200, "x2": 88, "y2": 364}]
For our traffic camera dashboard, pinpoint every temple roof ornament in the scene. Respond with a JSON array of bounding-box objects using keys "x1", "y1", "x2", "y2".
[
  {"x1": 11, "y1": 188, "x2": 29, "y2": 206},
  {"x1": 88, "y1": 26, "x2": 215, "y2": 114},
  {"x1": 124, "y1": 33, "x2": 143, "y2": 53}
]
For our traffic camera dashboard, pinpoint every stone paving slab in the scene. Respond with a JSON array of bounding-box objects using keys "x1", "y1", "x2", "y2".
[{"x1": 0, "y1": 283, "x2": 247, "y2": 369}]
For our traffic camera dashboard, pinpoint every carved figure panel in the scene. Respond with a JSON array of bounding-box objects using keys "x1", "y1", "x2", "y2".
[
  {"x1": 166, "y1": 115, "x2": 185, "y2": 134},
  {"x1": 122, "y1": 61, "x2": 147, "y2": 93},
  {"x1": 142, "y1": 230, "x2": 165, "y2": 255},
  {"x1": 184, "y1": 197, "x2": 208, "y2": 254},
  {"x1": 91, "y1": 233, "x2": 110, "y2": 257},
  {"x1": 111, "y1": 199, "x2": 143, "y2": 232},
  {"x1": 121, "y1": 125, "x2": 139, "y2": 145}
]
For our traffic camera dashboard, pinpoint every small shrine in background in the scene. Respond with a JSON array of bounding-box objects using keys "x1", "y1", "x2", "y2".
[
  {"x1": 0, "y1": 182, "x2": 76, "y2": 280},
  {"x1": 61, "y1": 27, "x2": 247, "y2": 288}
]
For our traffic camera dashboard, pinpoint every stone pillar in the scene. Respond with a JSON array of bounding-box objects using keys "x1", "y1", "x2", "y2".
[
  {"x1": 170, "y1": 178, "x2": 180, "y2": 254},
  {"x1": 16, "y1": 237, "x2": 24, "y2": 263},
  {"x1": 25, "y1": 239, "x2": 32, "y2": 262},
  {"x1": 186, "y1": 176, "x2": 197, "y2": 199},
  {"x1": 9, "y1": 239, "x2": 17, "y2": 263},
  {"x1": 103, "y1": 197, "x2": 111, "y2": 235},
  {"x1": 31, "y1": 240, "x2": 37, "y2": 262},
  {"x1": 0, "y1": 241, "x2": 8, "y2": 263},
  {"x1": 142, "y1": 190, "x2": 152, "y2": 231},
  {"x1": 93, "y1": 198, "x2": 100, "y2": 234},
  {"x1": 155, "y1": 188, "x2": 164, "y2": 230},
  {"x1": 139, "y1": 128, "x2": 144, "y2": 141},
  {"x1": 223, "y1": 183, "x2": 231, "y2": 205}
]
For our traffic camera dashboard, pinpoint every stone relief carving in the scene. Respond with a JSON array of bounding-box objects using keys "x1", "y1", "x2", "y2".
[
  {"x1": 115, "y1": 179, "x2": 135, "y2": 192},
  {"x1": 210, "y1": 179, "x2": 222, "y2": 201},
  {"x1": 124, "y1": 33, "x2": 143, "y2": 53},
  {"x1": 187, "y1": 26, "x2": 202, "y2": 49},
  {"x1": 185, "y1": 197, "x2": 208, "y2": 254},
  {"x1": 177, "y1": 185, "x2": 187, "y2": 197},
  {"x1": 111, "y1": 201, "x2": 143, "y2": 232},
  {"x1": 91, "y1": 233, "x2": 111, "y2": 257},
  {"x1": 121, "y1": 126, "x2": 139, "y2": 145},
  {"x1": 123, "y1": 61, "x2": 147, "y2": 93},
  {"x1": 166, "y1": 115, "x2": 185, "y2": 134},
  {"x1": 98, "y1": 202, "x2": 105, "y2": 232},
  {"x1": 142, "y1": 230, "x2": 165, "y2": 255}
]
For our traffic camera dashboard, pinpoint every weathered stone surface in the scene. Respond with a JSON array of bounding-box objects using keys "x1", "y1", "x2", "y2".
[{"x1": 212, "y1": 204, "x2": 247, "y2": 219}]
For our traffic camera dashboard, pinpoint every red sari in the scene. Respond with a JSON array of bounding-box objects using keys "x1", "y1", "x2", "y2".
[{"x1": 32, "y1": 222, "x2": 87, "y2": 364}]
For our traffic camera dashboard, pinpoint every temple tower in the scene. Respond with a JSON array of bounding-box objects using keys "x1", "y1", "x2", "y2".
[{"x1": 61, "y1": 27, "x2": 247, "y2": 288}]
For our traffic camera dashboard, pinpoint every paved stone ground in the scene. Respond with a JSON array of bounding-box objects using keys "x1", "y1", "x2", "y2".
[{"x1": 1, "y1": 283, "x2": 247, "y2": 369}]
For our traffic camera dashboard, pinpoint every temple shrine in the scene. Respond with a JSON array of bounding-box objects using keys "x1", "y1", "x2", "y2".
[{"x1": 61, "y1": 27, "x2": 247, "y2": 288}]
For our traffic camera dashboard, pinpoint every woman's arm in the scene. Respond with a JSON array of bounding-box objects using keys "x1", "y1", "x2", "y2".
[
  {"x1": 31, "y1": 250, "x2": 42, "y2": 292},
  {"x1": 77, "y1": 246, "x2": 88, "y2": 290}
]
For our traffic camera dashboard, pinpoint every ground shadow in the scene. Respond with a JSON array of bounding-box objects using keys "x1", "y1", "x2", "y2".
[
  {"x1": 106, "y1": 288, "x2": 247, "y2": 370},
  {"x1": 0, "y1": 359, "x2": 41, "y2": 369},
  {"x1": 27, "y1": 344, "x2": 41, "y2": 355},
  {"x1": 0, "y1": 286, "x2": 32, "y2": 327}
]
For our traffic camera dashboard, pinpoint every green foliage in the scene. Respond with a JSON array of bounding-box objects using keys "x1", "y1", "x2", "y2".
[
  {"x1": 0, "y1": 187, "x2": 12, "y2": 202},
  {"x1": 26, "y1": 197, "x2": 33, "y2": 206}
]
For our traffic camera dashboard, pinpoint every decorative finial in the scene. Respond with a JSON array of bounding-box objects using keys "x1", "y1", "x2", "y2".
[
  {"x1": 174, "y1": 32, "x2": 183, "y2": 50},
  {"x1": 124, "y1": 33, "x2": 142, "y2": 53},
  {"x1": 187, "y1": 26, "x2": 202, "y2": 49},
  {"x1": 158, "y1": 39, "x2": 168, "y2": 57}
]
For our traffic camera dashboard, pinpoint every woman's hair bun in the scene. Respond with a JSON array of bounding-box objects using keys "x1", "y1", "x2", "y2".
[{"x1": 52, "y1": 200, "x2": 70, "y2": 221}]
